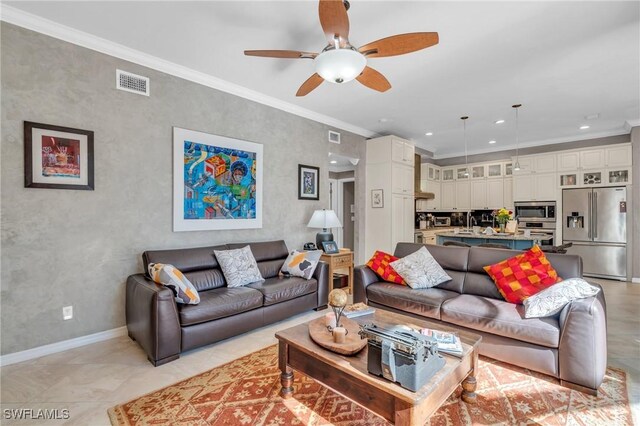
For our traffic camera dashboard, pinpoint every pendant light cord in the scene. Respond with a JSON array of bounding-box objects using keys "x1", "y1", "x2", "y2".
[
  {"x1": 512, "y1": 104, "x2": 522, "y2": 170},
  {"x1": 461, "y1": 116, "x2": 469, "y2": 176}
]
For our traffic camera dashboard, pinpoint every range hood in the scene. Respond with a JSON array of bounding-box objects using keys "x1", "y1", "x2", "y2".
[{"x1": 414, "y1": 154, "x2": 435, "y2": 200}]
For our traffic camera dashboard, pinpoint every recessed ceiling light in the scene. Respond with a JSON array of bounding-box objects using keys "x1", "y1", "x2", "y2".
[
  {"x1": 489, "y1": 140, "x2": 496, "y2": 144},
  {"x1": 495, "y1": 120, "x2": 505, "y2": 124},
  {"x1": 330, "y1": 160, "x2": 337, "y2": 164},
  {"x1": 579, "y1": 125, "x2": 590, "y2": 130},
  {"x1": 425, "y1": 132, "x2": 433, "y2": 136},
  {"x1": 378, "y1": 118, "x2": 389, "y2": 123}
]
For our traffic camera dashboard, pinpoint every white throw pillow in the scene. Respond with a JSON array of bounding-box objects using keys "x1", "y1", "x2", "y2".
[
  {"x1": 523, "y1": 278, "x2": 600, "y2": 318},
  {"x1": 148, "y1": 263, "x2": 200, "y2": 305},
  {"x1": 280, "y1": 250, "x2": 322, "y2": 280},
  {"x1": 214, "y1": 245, "x2": 264, "y2": 288},
  {"x1": 389, "y1": 246, "x2": 452, "y2": 289}
]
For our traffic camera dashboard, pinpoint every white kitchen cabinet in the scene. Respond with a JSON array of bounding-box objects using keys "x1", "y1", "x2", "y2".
[
  {"x1": 366, "y1": 135, "x2": 415, "y2": 255},
  {"x1": 514, "y1": 173, "x2": 555, "y2": 201},
  {"x1": 487, "y1": 179, "x2": 504, "y2": 209},
  {"x1": 607, "y1": 168, "x2": 632, "y2": 185},
  {"x1": 391, "y1": 163, "x2": 413, "y2": 195},
  {"x1": 425, "y1": 164, "x2": 440, "y2": 181},
  {"x1": 442, "y1": 168, "x2": 455, "y2": 181},
  {"x1": 580, "y1": 149, "x2": 605, "y2": 170},
  {"x1": 534, "y1": 154, "x2": 556, "y2": 173},
  {"x1": 505, "y1": 162, "x2": 513, "y2": 176},
  {"x1": 456, "y1": 167, "x2": 470, "y2": 180},
  {"x1": 471, "y1": 180, "x2": 487, "y2": 209},
  {"x1": 503, "y1": 177, "x2": 513, "y2": 208},
  {"x1": 391, "y1": 194, "x2": 415, "y2": 248},
  {"x1": 512, "y1": 157, "x2": 533, "y2": 174},
  {"x1": 426, "y1": 184, "x2": 441, "y2": 210},
  {"x1": 606, "y1": 145, "x2": 632, "y2": 167},
  {"x1": 471, "y1": 165, "x2": 485, "y2": 179},
  {"x1": 535, "y1": 173, "x2": 557, "y2": 200},
  {"x1": 455, "y1": 181, "x2": 471, "y2": 210},
  {"x1": 513, "y1": 175, "x2": 533, "y2": 201},
  {"x1": 581, "y1": 170, "x2": 604, "y2": 186},
  {"x1": 559, "y1": 172, "x2": 579, "y2": 188},
  {"x1": 557, "y1": 152, "x2": 580, "y2": 171},
  {"x1": 487, "y1": 163, "x2": 502, "y2": 178},
  {"x1": 441, "y1": 182, "x2": 456, "y2": 209}
]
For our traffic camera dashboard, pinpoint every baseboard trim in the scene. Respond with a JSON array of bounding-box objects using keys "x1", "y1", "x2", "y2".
[
  {"x1": 632, "y1": 277, "x2": 640, "y2": 284},
  {"x1": 0, "y1": 326, "x2": 127, "y2": 367}
]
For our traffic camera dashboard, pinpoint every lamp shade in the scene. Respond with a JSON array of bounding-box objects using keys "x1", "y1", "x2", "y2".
[
  {"x1": 314, "y1": 48, "x2": 366, "y2": 84},
  {"x1": 307, "y1": 209, "x2": 342, "y2": 229}
]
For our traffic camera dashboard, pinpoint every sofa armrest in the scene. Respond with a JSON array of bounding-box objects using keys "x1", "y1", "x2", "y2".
[
  {"x1": 558, "y1": 283, "x2": 607, "y2": 392},
  {"x1": 313, "y1": 261, "x2": 329, "y2": 309},
  {"x1": 353, "y1": 265, "x2": 380, "y2": 304},
  {"x1": 125, "y1": 274, "x2": 181, "y2": 366}
]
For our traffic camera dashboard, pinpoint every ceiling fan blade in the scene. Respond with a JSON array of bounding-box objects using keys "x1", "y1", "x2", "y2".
[
  {"x1": 359, "y1": 32, "x2": 439, "y2": 58},
  {"x1": 244, "y1": 50, "x2": 317, "y2": 59},
  {"x1": 296, "y1": 73, "x2": 324, "y2": 96},
  {"x1": 319, "y1": 0, "x2": 350, "y2": 46},
  {"x1": 356, "y1": 66, "x2": 391, "y2": 92}
]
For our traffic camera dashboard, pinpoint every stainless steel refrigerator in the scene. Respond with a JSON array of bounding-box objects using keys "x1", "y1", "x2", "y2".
[{"x1": 562, "y1": 187, "x2": 628, "y2": 280}]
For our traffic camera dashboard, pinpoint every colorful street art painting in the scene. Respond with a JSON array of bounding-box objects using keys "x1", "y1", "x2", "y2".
[
  {"x1": 41, "y1": 136, "x2": 81, "y2": 178},
  {"x1": 173, "y1": 128, "x2": 263, "y2": 231}
]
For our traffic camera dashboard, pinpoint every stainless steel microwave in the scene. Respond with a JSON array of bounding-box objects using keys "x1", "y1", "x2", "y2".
[{"x1": 514, "y1": 201, "x2": 556, "y2": 222}]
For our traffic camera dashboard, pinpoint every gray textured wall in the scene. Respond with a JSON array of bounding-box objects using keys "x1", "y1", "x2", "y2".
[{"x1": 0, "y1": 23, "x2": 366, "y2": 354}]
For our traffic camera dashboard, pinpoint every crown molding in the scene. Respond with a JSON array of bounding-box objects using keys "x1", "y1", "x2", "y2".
[
  {"x1": 0, "y1": 5, "x2": 378, "y2": 139},
  {"x1": 624, "y1": 119, "x2": 640, "y2": 131},
  {"x1": 431, "y1": 127, "x2": 630, "y2": 160}
]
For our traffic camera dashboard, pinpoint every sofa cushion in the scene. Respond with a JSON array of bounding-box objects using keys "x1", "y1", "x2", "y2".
[
  {"x1": 367, "y1": 283, "x2": 459, "y2": 320},
  {"x1": 440, "y1": 294, "x2": 560, "y2": 348},
  {"x1": 367, "y1": 251, "x2": 405, "y2": 285},
  {"x1": 484, "y1": 245, "x2": 561, "y2": 304},
  {"x1": 184, "y1": 268, "x2": 226, "y2": 292},
  {"x1": 390, "y1": 247, "x2": 452, "y2": 289},
  {"x1": 394, "y1": 243, "x2": 468, "y2": 293},
  {"x1": 214, "y1": 246, "x2": 264, "y2": 288},
  {"x1": 247, "y1": 276, "x2": 317, "y2": 306},
  {"x1": 148, "y1": 263, "x2": 200, "y2": 305},
  {"x1": 178, "y1": 287, "x2": 263, "y2": 326}
]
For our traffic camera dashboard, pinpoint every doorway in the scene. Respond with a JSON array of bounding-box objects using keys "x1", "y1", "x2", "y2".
[{"x1": 328, "y1": 153, "x2": 358, "y2": 254}]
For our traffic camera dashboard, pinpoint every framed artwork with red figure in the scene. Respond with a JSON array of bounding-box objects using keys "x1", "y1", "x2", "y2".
[{"x1": 24, "y1": 121, "x2": 94, "y2": 190}]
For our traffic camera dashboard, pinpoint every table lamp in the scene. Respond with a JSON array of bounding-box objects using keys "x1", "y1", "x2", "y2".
[{"x1": 307, "y1": 209, "x2": 342, "y2": 250}]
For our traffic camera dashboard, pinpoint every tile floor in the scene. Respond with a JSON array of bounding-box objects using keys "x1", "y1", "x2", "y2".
[{"x1": 1, "y1": 279, "x2": 638, "y2": 425}]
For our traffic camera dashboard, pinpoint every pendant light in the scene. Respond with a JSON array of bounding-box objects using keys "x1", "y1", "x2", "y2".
[
  {"x1": 461, "y1": 116, "x2": 469, "y2": 177},
  {"x1": 513, "y1": 104, "x2": 522, "y2": 171}
]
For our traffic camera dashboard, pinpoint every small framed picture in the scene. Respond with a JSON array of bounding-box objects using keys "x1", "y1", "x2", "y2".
[
  {"x1": 24, "y1": 121, "x2": 94, "y2": 190},
  {"x1": 322, "y1": 240, "x2": 339, "y2": 254},
  {"x1": 298, "y1": 164, "x2": 319, "y2": 200},
  {"x1": 371, "y1": 189, "x2": 384, "y2": 208}
]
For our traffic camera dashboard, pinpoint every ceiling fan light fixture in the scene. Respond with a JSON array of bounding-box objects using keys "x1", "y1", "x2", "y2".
[{"x1": 315, "y1": 48, "x2": 366, "y2": 84}]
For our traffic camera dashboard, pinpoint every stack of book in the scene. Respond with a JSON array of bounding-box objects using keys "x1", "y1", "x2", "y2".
[
  {"x1": 419, "y1": 328, "x2": 463, "y2": 357},
  {"x1": 342, "y1": 303, "x2": 375, "y2": 318}
]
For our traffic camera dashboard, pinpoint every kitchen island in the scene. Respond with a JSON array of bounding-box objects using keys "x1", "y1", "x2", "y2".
[{"x1": 435, "y1": 231, "x2": 553, "y2": 250}]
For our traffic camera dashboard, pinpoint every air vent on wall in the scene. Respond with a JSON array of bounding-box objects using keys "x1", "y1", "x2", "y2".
[
  {"x1": 116, "y1": 69, "x2": 150, "y2": 96},
  {"x1": 328, "y1": 130, "x2": 341, "y2": 144}
]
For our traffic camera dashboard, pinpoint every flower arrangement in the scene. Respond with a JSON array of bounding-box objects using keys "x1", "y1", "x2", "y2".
[{"x1": 492, "y1": 208, "x2": 513, "y2": 225}]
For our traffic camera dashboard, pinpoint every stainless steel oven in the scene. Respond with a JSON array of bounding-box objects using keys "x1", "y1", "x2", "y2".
[
  {"x1": 519, "y1": 221, "x2": 555, "y2": 246},
  {"x1": 514, "y1": 201, "x2": 556, "y2": 222}
]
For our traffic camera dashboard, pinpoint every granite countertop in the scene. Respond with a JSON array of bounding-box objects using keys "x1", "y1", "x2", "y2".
[
  {"x1": 415, "y1": 227, "x2": 454, "y2": 231},
  {"x1": 435, "y1": 231, "x2": 553, "y2": 241}
]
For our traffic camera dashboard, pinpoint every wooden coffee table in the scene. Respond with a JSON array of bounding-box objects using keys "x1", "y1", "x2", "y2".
[{"x1": 276, "y1": 309, "x2": 482, "y2": 425}]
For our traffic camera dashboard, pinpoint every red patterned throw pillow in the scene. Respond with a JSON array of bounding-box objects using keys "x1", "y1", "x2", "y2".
[
  {"x1": 366, "y1": 251, "x2": 405, "y2": 285},
  {"x1": 483, "y1": 245, "x2": 561, "y2": 304}
]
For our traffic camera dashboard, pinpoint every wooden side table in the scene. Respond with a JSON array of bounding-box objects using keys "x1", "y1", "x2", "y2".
[{"x1": 320, "y1": 250, "x2": 354, "y2": 294}]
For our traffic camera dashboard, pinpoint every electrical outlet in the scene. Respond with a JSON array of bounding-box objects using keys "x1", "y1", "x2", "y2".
[{"x1": 62, "y1": 306, "x2": 73, "y2": 320}]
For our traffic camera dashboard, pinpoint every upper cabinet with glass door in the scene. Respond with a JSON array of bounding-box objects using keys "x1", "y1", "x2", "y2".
[
  {"x1": 456, "y1": 166, "x2": 470, "y2": 179},
  {"x1": 487, "y1": 163, "x2": 502, "y2": 178},
  {"x1": 471, "y1": 165, "x2": 485, "y2": 179},
  {"x1": 442, "y1": 167, "x2": 455, "y2": 181}
]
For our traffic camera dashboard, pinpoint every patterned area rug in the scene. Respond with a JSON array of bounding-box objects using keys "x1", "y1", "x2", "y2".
[{"x1": 108, "y1": 345, "x2": 632, "y2": 425}]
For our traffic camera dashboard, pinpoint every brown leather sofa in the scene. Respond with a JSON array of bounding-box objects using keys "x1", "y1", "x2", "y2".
[
  {"x1": 126, "y1": 240, "x2": 329, "y2": 366},
  {"x1": 354, "y1": 243, "x2": 607, "y2": 395}
]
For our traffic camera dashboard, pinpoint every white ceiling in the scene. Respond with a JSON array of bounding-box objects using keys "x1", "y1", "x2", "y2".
[{"x1": 5, "y1": 1, "x2": 639, "y2": 158}]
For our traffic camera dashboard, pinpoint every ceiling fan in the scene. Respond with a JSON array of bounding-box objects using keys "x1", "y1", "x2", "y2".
[{"x1": 244, "y1": 0, "x2": 439, "y2": 96}]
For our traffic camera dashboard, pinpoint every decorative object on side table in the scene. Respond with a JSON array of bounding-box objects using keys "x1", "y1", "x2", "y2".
[
  {"x1": 492, "y1": 207, "x2": 513, "y2": 233},
  {"x1": 298, "y1": 164, "x2": 319, "y2": 200},
  {"x1": 24, "y1": 121, "x2": 94, "y2": 190},
  {"x1": 307, "y1": 288, "x2": 366, "y2": 355},
  {"x1": 321, "y1": 240, "x2": 339, "y2": 254},
  {"x1": 307, "y1": 209, "x2": 342, "y2": 249},
  {"x1": 371, "y1": 189, "x2": 384, "y2": 208}
]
